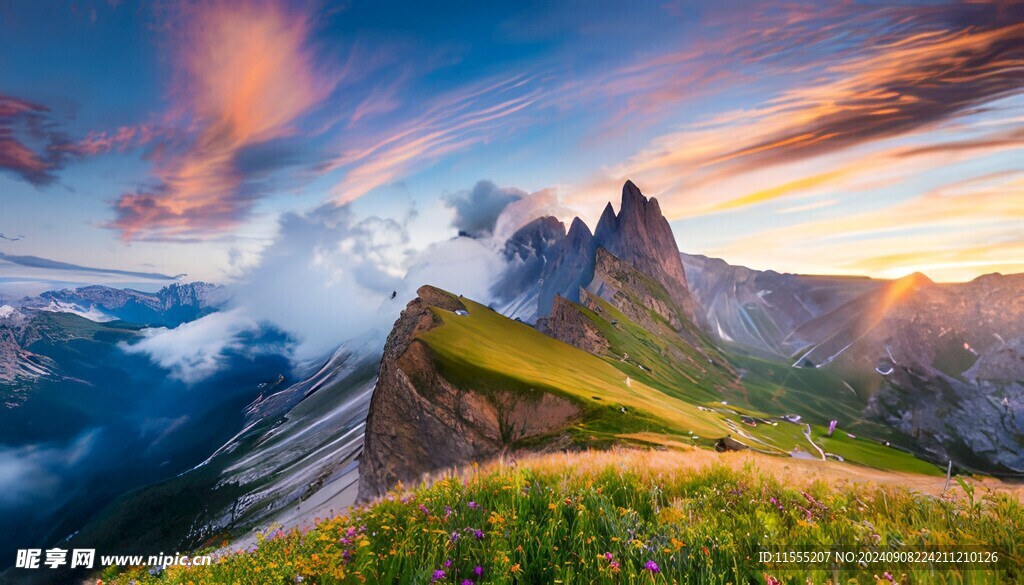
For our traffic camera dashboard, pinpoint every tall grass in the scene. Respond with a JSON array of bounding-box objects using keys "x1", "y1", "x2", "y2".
[{"x1": 107, "y1": 449, "x2": 1022, "y2": 584}]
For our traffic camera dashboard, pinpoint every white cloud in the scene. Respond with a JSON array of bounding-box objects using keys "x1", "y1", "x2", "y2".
[
  {"x1": 120, "y1": 309, "x2": 265, "y2": 384},
  {"x1": 229, "y1": 198, "x2": 509, "y2": 361}
]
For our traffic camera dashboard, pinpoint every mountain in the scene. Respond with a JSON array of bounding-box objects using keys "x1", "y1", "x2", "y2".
[
  {"x1": 682, "y1": 254, "x2": 1024, "y2": 473},
  {"x1": 358, "y1": 184, "x2": 943, "y2": 498},
  {"x1": 358, "y1": 282, "x2": 938, "y2": 499},
  {"x1": 680, "y1": 253, "x2": 880, "y2": 357},
  {"x1": 15, "y1": 179, "x2": 1022, "y2": 582},
  {"x1": 0, "y1": 294, "x2": 290, "y2": 579},
  {"x1": 0, "y1": 306, "x2": 59, "y2": 402},
  {"x1": 495, "y1": 181, "x2": 703, "y2": 329},
  {"x1": 0, "y1": 282, "x2": 225, "y2": 409},
  {"x1": 31, "y1": 281, "x2": 225, "y2": 326},
  {"x1": 60, "y1": 345, "x2": 378, "y2": 576},
  {"x1": 493, "y1": 216, "x2": 566, "y2": 321},
  {"x1": 0, "y1": 308, "x2": 143, "y2": 407}
]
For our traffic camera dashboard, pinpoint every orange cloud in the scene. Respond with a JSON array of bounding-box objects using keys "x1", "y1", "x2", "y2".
[
  {"x1": 108, "y1": 1, "x2": 333, "y2": 241},
  {"x1": 572, "y1": 19, "x2": 1024, "y2": 217},
  {"x1": 707, "y1": 171, "x2": 1024, "y2": 282}
]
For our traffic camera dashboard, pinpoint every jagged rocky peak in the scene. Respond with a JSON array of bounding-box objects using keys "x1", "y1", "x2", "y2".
[
  {"x1": 595, "y1": 180, "x2": 692, "y2": 296},
  {"x1": 503, "y1": 216, "x2": 566, "y2": 262},
  {"x1": 566, "y1": 216, "x2": 593, "y2": 241},
  {"x1": 573, "y1": 180, "x2": 701, "y2": 326},
  {"x1": 593, "y1": 202, "x2": 617, "y2": 240},
  {"x1": 157, "y1": 281, "x2": 224, "y2": 308},
  {"x1": 494, "y1": 180, "x2": 703, "y2": 328}
]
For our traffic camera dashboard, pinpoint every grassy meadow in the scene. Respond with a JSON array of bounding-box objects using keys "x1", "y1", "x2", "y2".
[{"x1": 104, "y1": 449, "x2": 1022, "y2": 584}]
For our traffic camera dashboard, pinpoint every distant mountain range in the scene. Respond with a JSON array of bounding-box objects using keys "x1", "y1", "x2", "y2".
[
  {"x1": 3, "y1": 181, "x2": 1023, "y2": 582},
  {"x1": 682, "y1": 253, "x2": 1024, "y2": 472},
  {"x1": 31, "y1": 281, "x2": 225, "y2": 326},
  {"x1": 1, "y1": 282, "x2": 226, "y2": 395}
]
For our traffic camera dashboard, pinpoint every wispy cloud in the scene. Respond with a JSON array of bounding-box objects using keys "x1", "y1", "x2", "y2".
[
  {"x1": 322, "y1": 74, "x2": 544, "y2": 204},
  {"x1": 65, "y1": 124, "x2": 160, "y2": 156},
  {"x1": 591, "y1": 21, "x2": 1024, "y2": 202},
  {"x1": 708, "y1": 23, "x2": 1023, "y2": 173},
  {"x1": 106, "y1": 0, "x2": 335, "y2": 241}
]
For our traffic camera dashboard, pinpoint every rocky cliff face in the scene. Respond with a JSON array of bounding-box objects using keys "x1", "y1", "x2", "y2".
[
  {"x1": 588, "y1": 248, "x2": 698, "y2": 338},
  {"x1": 536, "y1": 295, "x2": 609, "y2": 355},
  {"x1": 536, "y1": 218, "x2": 597, "y2": 317},
  {"x1": 0, "y1": 308, "x2": 62, "y2": 401},
  {"x1": 358, "y1": 286, "x2": 581, "y2": 500}
]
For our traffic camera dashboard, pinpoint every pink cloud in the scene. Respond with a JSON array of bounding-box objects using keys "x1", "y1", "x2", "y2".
[
  {"x1": 107, "y1": 0, "x2": 334, "y2": 241},
  {"x1": 0, "y1": 94, "x2": 63, "y2": 186}
]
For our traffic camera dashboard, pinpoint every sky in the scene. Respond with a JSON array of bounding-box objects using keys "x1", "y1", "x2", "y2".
[{"x1": 1, "y1": 0, "x2": 1023, "y2": 285}]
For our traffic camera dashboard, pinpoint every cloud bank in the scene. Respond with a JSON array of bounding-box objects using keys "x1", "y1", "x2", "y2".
[
  {"x1": 120, "y1": 309, "x2": 281, "y2": 384},
  {"x1": 115, "y1": 178, "x2": 528, "y2": 378}
]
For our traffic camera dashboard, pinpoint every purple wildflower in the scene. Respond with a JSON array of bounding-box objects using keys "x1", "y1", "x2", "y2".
[
  {"x1": 644, "y1": 560, "x2": 660, "y2": 573},
  {"x1": 468, "y1": 501, "x2": 480, "y2": 509},
  {"x1": 451, "y1": 531, "x2": 460, "y2": 542},
  {"x1": 432, "y1": 569, "x2": 446, "y2": 581},
  {"x1": 419, "y1": 504, "x2": 431, "y2": 516},
  {"x1": 473, "y1": 529, "x2": 485, "y2": 540},
  {"x1": 444, "y1": 559, "x2": 452, "y2": 568},
  {"x1": 474, "y1": 565, "x2": 483, "y2": 577},
  {"x1": 604, "y1": 552, "x2": 614, "y2": 561},
  {"x1": 461, "y1": 581, "x2": 473, "y2": 585}
]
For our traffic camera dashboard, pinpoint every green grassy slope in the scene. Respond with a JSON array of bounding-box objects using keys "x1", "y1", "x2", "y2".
[{"x1": 418, "y1": 294, "x2": 940, "y2": 475}]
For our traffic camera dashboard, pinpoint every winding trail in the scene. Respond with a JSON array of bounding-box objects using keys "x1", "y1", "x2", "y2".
[{"x1": 803, "y1": 424, "x2": 826, "y2": 461}]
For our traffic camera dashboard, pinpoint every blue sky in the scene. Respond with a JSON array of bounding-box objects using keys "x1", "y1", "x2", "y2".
[{"x1": 1, "y1": 0, "x2": 1023, "y2": 284}]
